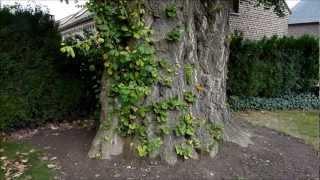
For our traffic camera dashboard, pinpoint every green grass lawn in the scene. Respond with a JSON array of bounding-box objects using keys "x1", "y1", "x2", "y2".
[
  {"x1": 234, "y1": 111, "x2": 319, "y2": 150},
  {"x1": 0, "y1": 140, "x2": 55, "y2": 180}
]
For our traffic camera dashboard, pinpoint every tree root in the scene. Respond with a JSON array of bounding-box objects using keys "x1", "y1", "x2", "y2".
[{"x1": 88, "y1": 128, "x2": 124, "y2": 159}]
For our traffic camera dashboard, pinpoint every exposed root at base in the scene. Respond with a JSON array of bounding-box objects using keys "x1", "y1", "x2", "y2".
[{"x1": 88, "y1": 129, "x2": 124, "y2": 159}]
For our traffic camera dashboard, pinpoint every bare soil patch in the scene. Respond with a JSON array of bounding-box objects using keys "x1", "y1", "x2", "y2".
[{"x1": 21, "y1": 119, "x2": 319, "y2": 180}]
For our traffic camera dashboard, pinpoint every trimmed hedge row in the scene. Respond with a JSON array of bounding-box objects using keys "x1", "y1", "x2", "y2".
[
  {"x1": 229, "y1": 94, "x2": 320, "y2": 111},
  {"x1": 228, "y1": 34, "x2": 319, "y2": 98},
  {"x1": 0, "y1": 7, "x2": 90, "y2": 131}
]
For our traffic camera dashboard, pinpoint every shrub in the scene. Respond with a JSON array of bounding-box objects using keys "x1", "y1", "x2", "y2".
[
  {"x1": 62, "y1": 33, "x2": 104, "y2": 114},
  {"x1": 0, "y1": 6, "x2": 88, "y2": 131},
  {"x1": 229, "y1": 94, "x2": 320, "y2": 111},
  {"x1": 228, "y1": 34, "x2": 319, "y2": 98}
]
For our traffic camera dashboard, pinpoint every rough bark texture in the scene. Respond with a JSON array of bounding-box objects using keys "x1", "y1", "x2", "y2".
[{"x1": 88, "y1": 0, "x2": 251, "y2": 164}]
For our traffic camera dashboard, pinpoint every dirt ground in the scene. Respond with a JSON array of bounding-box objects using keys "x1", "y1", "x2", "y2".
[{"x1": 22, "y1": 118, "x2": 319, "y2": 180}]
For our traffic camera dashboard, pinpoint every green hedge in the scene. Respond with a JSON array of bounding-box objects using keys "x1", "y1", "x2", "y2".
[
  {"x1": 229, "y1": 94, "x2": 320, "y2": 111},
  {"x1": 228, "y1": 34, "x2": 319, "y2": 97},
  {"x1": 0, "y1": 7, "x2": 88, "y2": 131}
]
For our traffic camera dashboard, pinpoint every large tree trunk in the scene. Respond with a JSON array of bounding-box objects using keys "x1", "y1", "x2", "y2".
[{"x1": 88, "y1": 0, "x2": 250, "y2": 165}]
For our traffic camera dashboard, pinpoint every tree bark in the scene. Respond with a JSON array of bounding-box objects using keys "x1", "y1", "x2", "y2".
[{"x1": 88, "y1": 0, "x2": 251, "y2": 164}]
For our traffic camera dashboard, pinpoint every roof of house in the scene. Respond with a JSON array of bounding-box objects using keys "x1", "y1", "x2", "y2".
[
  {"x1": 58, "y1": 0, "x2": 293, "y2": 30},
  {"x1": 57, "y1": 8, "x2": 93, "y2": 31},
  {"x1": 289, "y1": 0, "x2": 320, "y2": 24}
]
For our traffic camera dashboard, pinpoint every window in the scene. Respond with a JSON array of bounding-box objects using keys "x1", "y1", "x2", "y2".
[{"x1": 232, "y1": 0, "x2": 240, "y2": 13}]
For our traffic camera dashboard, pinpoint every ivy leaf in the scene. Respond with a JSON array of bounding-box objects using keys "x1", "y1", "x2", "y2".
[
  {"x1": 137, "y1": 145, "x2": 148, "y2": 157},
  {"x1": 89, "y1": 65, "x2": 96, "y2": 72},
  {"x1": 121, "y1": 26, "x2": 129, "y2": 32},
  {"x1": 97, "y1": 25, "x2": 109, "y2": 31}
]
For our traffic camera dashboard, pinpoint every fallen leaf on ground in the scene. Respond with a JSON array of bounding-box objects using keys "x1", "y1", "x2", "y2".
[
  {"x1": 29, "y1": 149, "x2": 35, "y2": 153},
  {"x1": 50, "y1": 157, "x2": 57, "y2": 161},
  {"x1": 1, "y1": 156, "x2": 29, "y2": 180},
  {"x1": 12, "y1": 172, "x2": 24, "y2": 178},
  {"x1": 47, "y1": 164, "x2": 56, "y2": 169},
  {"x1": 49, "y1": 124, "x2": 59, "y2": 130},
  {"x1": 113, "y1": 173, "x2": 121, "y2": 178},
  {"x1": 21, "y1": 159, "x2": 29, "y2": 163}
]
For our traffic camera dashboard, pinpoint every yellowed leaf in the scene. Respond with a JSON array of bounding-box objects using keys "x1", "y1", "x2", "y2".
[
  {"x1": 47, "y1": 164, "x2": 56, "y2": 169},
  {"x1": 195, "y1": 84, "x2": 205, "y2": 92}
]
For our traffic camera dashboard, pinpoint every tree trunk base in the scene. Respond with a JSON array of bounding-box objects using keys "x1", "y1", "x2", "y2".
[
  {"x1": 88, "y1": 128, "x2": 124, "y2": 159},
  {"x1": 224, "y1": 113, "x2": 253, "y2": 148}
]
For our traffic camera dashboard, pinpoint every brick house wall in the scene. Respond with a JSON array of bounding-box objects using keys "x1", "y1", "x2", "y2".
[
  {"x1": 229, "y1": 0, "x2": 289, "y2": 40},
  {"x1": 288, "y1": 23, "x2": 320, "y2": 37}
]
